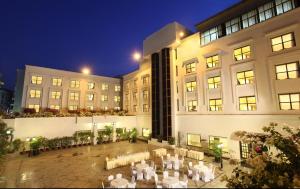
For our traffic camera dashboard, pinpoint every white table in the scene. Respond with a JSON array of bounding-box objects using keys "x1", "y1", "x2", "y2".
[
  {"x1": 193, "y1": 164, "x2": 208, "y2": 174},
  {"x1": 162, "y1": 176, "x2": 179, "y2": 188},
  {"x1": 110, "y1": 178, "x2": 129, "y2": 188},
  {"x1": 135, "y1": 163, "x2": 149, "y2": 171},
  {"x1": 187, "y1": 150, "x2": 204, "y2": 160},
  {"x1": 152, "y1": 148, "x2": 167, "y2": 157}
]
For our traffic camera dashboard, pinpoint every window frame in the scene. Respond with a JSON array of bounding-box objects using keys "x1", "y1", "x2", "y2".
[
  {"x1": 206, "y1": 55, "x2": 219, "y2": 69},
  {"x1": 186, "y1": 81, "x2": 197, "y2": 92},
  {"x1": 234, "y1": 45, "x2": 251, "y2": 61},
  {"x1": 209, "y1": 98, "x2": 223, "y2": 111},
  {"x1": 271, "y1": 32, "x2": 296, "y2": 52},
  {"x1": 31, "y1": 76, "x2": 43, "y2": 85},
  {"x1": 115, "y1": 85, "x2": 121, "y2": 92},
  {"x1": 242, "y1": 9, "x2": 258, "y2": 28},
  {"x1": 239, "y1": 96, "x2": 257, "y2": 111},
  {"x1": 258, "y1": 2, "x2": 275, "y2": 22},
  {"x1": 185, "y1": 62, "x2": 196, "y2": 74},
  {"x1": 275, "y1": 0, "x2": 295, "y2": 15},
  {"x1": 225, "y1": 17, "x2": 241, "y2": 35},
  {"x1": 187, "y1": 100, "x2": 197, "y2": 112},
  {"x1": 101, "y1": 95, "x2": 108, "y2": 102},
  {"x1": 70, "y1": 80, "x2": 80, "y2": 88},
  {"x1": 237, "y1": 70, "x2": 255, "y2": 85},
  {"x1": 275, "y1": 62, "x2": 300, "y2": 80},
  {"x1": 208, "y1": 76, "x2": 221, "y2": 89},
  {"x1": 52, "y1": 78, "x2": 62, "y2": 86},
  {"x1": 51, "y1": 91, "x2": 61, "y2": 99},
  {"x1": 69, "y1": 92, "x2": 79, "y2": 101},
  {"x1": 28, "y1": 104, "x2": 40, "y2": 112},
  {"x1": 278, "y1": 93, "x2": 300, "y2": 110},
  {"x1": 143, "y1": 104, "x2": 149, "y2": 112},
  {"x1": 29, "y1": 89, "x2": 41, "y2": 98},
  {"x1": 187, "y1": 133, "x2": 201, "y2": 148},
  {"x1": 102, "y1": 83, "x2": 108, "y2": 91}
]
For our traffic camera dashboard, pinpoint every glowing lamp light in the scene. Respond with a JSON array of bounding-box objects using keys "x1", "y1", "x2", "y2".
[
  {"x1": 6, "y1": 130, "x2": 11, "y2": 134},
  {"x1": 217, "y1": 143, "x2": 224, "y2": 149},
  {"x1": 132, "y1": 52, "x2": 141, "y2": 61},
  {"x1": 26, "y1": 138, "x2": 30, "y2": 142},
  {"x1": 179, "y1": 31, "x2": 185, "y2": 38},
  {"x1": 82, "y1": 67, "x2": 91, "y2": 75}
]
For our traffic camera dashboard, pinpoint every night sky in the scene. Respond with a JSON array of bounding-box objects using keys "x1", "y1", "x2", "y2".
[{"x1": 0, "y1": 0, "x2": 239, "y2": 90}]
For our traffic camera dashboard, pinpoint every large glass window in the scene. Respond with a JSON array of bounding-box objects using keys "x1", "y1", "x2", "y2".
[
  {"x1": 143, "y1": 104, "x2": 149, "y2": 112},
  {"x1": 133, "y1": 105, "x2": 138, "y2": 112},
  {"x1": 271, "y1": 33, "x2": 295, "y2": 52},
  {"x1": 240, "y1": 142, "x2": 252, "y2": 160},
  {"x1": 28, "y1": 104, "x2": 40, "y2": 112},
  {"x1": 143, "y1": 90, "x2": 149, "y2": 100},
  {"x1": 209, "y1": 99, "x2": 222, "y2": 111},
  {"x1": 201, "y1": 26, "x2": 221, "y2": 45},
  {"x1": 258, "y1": 2, "x2": 275, "y2": 22},
  {"x1": 187, "y1": 134, "x2": 201, "y2": 147},
  {"x1": 52, "y1": 78, "x2": 62, "y2": 86},
  {"x1": 275, "y1": 0, "x2": 295, "y2": 15},
  {"x1": 50, "y1": 105, "x2": 60, "y2": 110},
  {"x1": 70, "y1": 80, "x2": 80, "y2": 88},
  {"x1": 142, "y1": 128, "x2": 150, "y2": 138},
  {"x1": 209, "y1": 136, "x2": 228, "y2": 152},
  {"x1": 186, "y1": 63, "x2": 196, "y2": 74},
  {"x1": 276, "y1": 62, "x2": 299, "y2": 80},
  {"x1": 51, "y1": 91, "x2": 61, "y2": 99},
  {"x1": 234, "y1": 46, "x2": 251, "y2": 61},
  {"x1": 88, "y1": 82, "x2": 95, "y2": 89},
  {"x1": 208, "y1": 76, "x2": 221, "y2": 89},
  {"x1": 143, "y1": 76, "x2": 149, "y2": 85},
  {"x1": 31, "y1": 76, "x2": 42, "y2": 85},
  {"x1": 114, "y1": 96, "x2": 120, "y2": 102},
  {"x1": 69, "y1": 92, "x2": 79, "y2": 100},
  {"x1": 239, "y1": 96, "x2": 257, "y2": 111},
  {"x1": 225, "y1": 18, "x2": 241, "y2": 35},
  {"x1": 206, "y1": 55, "x2": 219, "y2": 68},
  {"x1": 186, "y1": 81, "x2": 197, "y2": 92},
  {"x1": 115, "y1": 85, "x2": 121, "y2": 92},
  {"x1": 29, "y1": 90, "x2": 41, "y2": 98},
  {"x1": 237, "y1": 70, "x2": 254, "y2": 85},
  {"x1": 242, "y1": 10, "x2": 258, "y2": 28},
  {"x1": 87, "y1": 94, "x2": 94, "y2": 101},
  {"x1": 102, "y1": 83, "x2": 108, "y2": 90},
  {"x1": 279, "y1": 93, "x2": 300, "y2": 110},
  {"x1": 69, "y1": 105, "x2": 78, "y2": 111},
  {"x1": 101, "y1": 95, "x2": 108, "y2": 102},
  {"x1": 188, "y1": 100, "x2": 197, "y2": 112},
  {"x1": 86, "y1": 106, "x2": 94, "y2": 111}
]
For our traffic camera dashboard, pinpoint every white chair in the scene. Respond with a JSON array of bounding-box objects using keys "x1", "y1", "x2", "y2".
[
  {"x1": 108, "y1": 175, "x2": 114, "y2": 181},
  {"x1": 163, "y1": 171, "x2": 169, "y2": 179},
  {"x1": 202, "y1": 171, "x2": 211, "y2": 182},
  {"x1": 198, "y1": 161, "x2": 204, "y2": 167},
  {"x1": 144, "y1": 169, "x2": 151, "y2": 180},
  {"x1": 151, "y1": 161, "x2": 155, "y2": 168},
  {"x1": 127, "y1": 182, "x2": 136, "y2": 188},
  {"x1": 187, "y1": 169, "x2": 193, "y2": 178},
  {"x1": 154, "y1": 174, "x2": 162, "y2": 188},
  {"x1": 192, "y1": 170, "x2": 200, "y2": 181},
  {"x1": 188, "y1": 162, "x2": 193, "y2": 168},
  {"x1": 175, "y1": 154, "x2": 179, "y2": 159},
  {"x1": 167, "y1": 162, "x2": 173, "y2": 170},
  {"x1": 174, "y1": 161, "x2": 180, "y2": 171},
  {"x1": 179, "y1": 174, "x2": 188, "y2": 188},
  {"x1": 131, "y1": 169, "x2": 137, "y2": 178},
  {"x1": 116, "y1": 173, "x2": 122, "y2": 179},
  {"x1": 131, "y1": 176, "x2": 136, "y2": 183},
  {"x1": 131, "y1": 162, "x2": 135, "y2": 167},
  {"x1": 141, "y1": 160, "x2": 146, "y2": 164},
  {"x1": 137, "y1": 171, "x2": 144, "y2": 180},
  {"x1": 179, "y1": 158, "x2": 184, "y2": 168},
  {"x1": 174, "y1": 171, "x2": 180, "y2": 178},
  {"x1": 167, "y1": 154, "x2": 171, "y2": 159}
]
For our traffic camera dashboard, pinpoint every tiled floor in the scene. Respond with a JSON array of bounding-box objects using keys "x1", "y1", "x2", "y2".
[{"x1": 0, "y1": 141, "x2": 236, "y2": 188}]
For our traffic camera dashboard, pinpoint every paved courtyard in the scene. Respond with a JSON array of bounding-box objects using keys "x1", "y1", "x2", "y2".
[{"x1": 0, "y1": 141, "x2": 236, "y2": 188}]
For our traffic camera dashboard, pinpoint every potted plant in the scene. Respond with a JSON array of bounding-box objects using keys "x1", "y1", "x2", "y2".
[
  {"x1": 157, "y1": 135, "x2": 163, "y2": 143},
  {"x1": 29, "y1": 137, "x2": 42, "y2": 156},
  {"x1": 129, "y1": 128, "x2": 137, "y2": 143},
  {"x1": 12, "y1": 139, "x2": 22, "y2": 153},
  {"x1": 104, "y1": 125, "x2": 113, "y2": 142},
  {"x1": 168, "y1": 137, "x2": 176, "y2": 149},
  {"x1": 212, "y1": 142, "x2": 222, "y2": 162}
]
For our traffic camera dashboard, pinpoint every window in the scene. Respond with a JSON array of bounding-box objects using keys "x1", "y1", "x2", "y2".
[
  {"x1": 86, "y1": 106, "x2": 94, "y2": 111},
  {"x1": 258, "y1": 2, "x2": 275, "y2": 22},
  {"x1": 271, "y1": 33, "x2": 295, "y2": 52},
  {"x1": 133, "y1": 105, "x2": 138, "y2": 112},
  {"x1": 242, "y1": 10, "x2": 258, "y2": 28},
  {"x1": 28, "y1": 104, "x2": 40, "y2": 112},
  {"x1": 69, "y1": 105, "x2": 78, "y2": 111},
  {"x1": 125, "y1": 83, "x2": 130, "y2": 90},
  {"x1": 209, "y1": 99, "x2": 222, "y2": 111},
  {"x1": 240, "y1": 142, "x2": 252, "y2": 160},
  {"x1": 133, "y1": 92, "x2": 138, "y2": 101},
  {"x1": 187, "y1": 134, "x2": 201, "y2": 147},
  {"x1": 87, "y1": 94, "x2": 94, "y2": 101},
  {"x1": 176, "y1": 81, "x2": 179, "y2": 94},
  {"x1": 239, "y1": 96, "x2": 257, "y2": 111},
  {"x1": 101, "y1": 95, "x2": 108, "y2": 102},
  {"x1": 276, "y1": 62, "x2": 299, "y2": 80},
  {"x1": 237, "y1": 70, "x2": 254, "y2": 85},
  {"x1": 208, "y1": 76, "x2": 221, "y2": 89},
  {"x1": 143, "y1": 76, "x2": 149, "y2": 85},
  {"x1": 88, "y1": 82, "x2": 95, "y2": 89},
  {"x1": 225, "y1": 18, "x2": 241, "y2": 35},
  {"x1": 70, "y1": 80, "x2": 80, "y2": 88},
  {"x1": 31, "y1": 76, "x2": 42, "y2": 84},
  {"x1": 52, "y1": 78, "x2": 62, "y2": 86},
  {"x1": 188, "y1": 100, "x2": 197, "y2": 112},
  {"x1": 186, "y1": 81, "x2": 197, "y2": 92},
  {"x1": 201, "y1": 26, "x2": 221, "y2": 45},
  {"x1": 114, "y1": 96, "x2": 120, "y2": 102},
  {"x1": 29, "y1": 90, "x2": 41, "y2": 98},
  {"x1": 186, "y1": 63, "x2": 196, "y2": 74},
  {"x1": 142, "y1": 128, "x2": 150, "y2": 138},
  {"x1": 143, "y1": 104, "x2": 149, "y2": 112},
  {"x1": 50, "y1": 105, "x2": 60, "y2": 110},
  {"x1": 69, "y1": 92, "x2": 79, "y2": 100},
  {"x1": 102, "y1": 106, "x2": 108, "y2": 111},
  {"x1": 51, "y1": 91, "x2": 61, "y2": 99},
  {"x1": 176, "y1": 65, "x2": 178, "y2": 76},
  {"x1": 234, "y1": 46, "x2": 251, "y2": 61},
  {"x1": 275, "y1": 0, "x2": 295, "y2": 15},
  {"x1": 143, "y1": 90, "x2": 149, "y2": 100},
  {"x1": 279, "y1": 93, "x2": 300, "y2": 110},
  {"x1": 206, "y1": 55, "x2": 219, "y2": 68},
  {"x1": 177, "y1": 99, "x2": 179, "y2": 111},
  {"x1": 209, "y1": 136, "x2": 228, "y2": 152},
  {"x1": 134, "y1": 79, "x2": 138, "y2": 88},
  {"x1": 115, "y1": 85, "x2": 121, "y2": 92},
  {"x1": 175, "y1": 48, "x2": 178, "y2": 60},
  {"x1": 102, "y1": 83, "x2": 108, "y2": 90}
]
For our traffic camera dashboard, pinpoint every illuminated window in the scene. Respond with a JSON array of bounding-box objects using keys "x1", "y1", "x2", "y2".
[
  {"x1": 69, "y1": 105, "x2": 78, "y2": 111},
  {"x1": 88, "y1": 82, "x2": 95, "y2": 89},
  {"x1": 31, "y1": 76, "x2": 42, "y2": 84},
  {"x1": 143, "y1": 104, "x2": 149, "y2": 112},
  {"x1": 52, "y1": 78, "x2": 62, "y2": 86},
  {"x1": 70, "y1": 80, "x2": 80, "y2": 88},
  {"x1": 114, "y1": 96, "x2": 120, "y2": 102},
  {"x1": 209, "y1": 99, "x2": 222, "y2": 111},
  {"x1": 206, "y1": 55, "x2": 219, "y2": 68},
  {"x1": 69, "y1": 92, "x2": 79, "y2": 100},
  {"x1": 239, "y1": 96, "x2": 257, "y2": 111},
  {"x1": 134, "y1": 79, "x2": 138, "y2": 88},
  {"x1": 28, "y1": 104, "x2": 40, "y2": 112},
  {"x1": 86, "y1": 105, "x2": 93, "y2": 111},
  {"x1": 276, "y1": 62, "x2": 299, "y2": 80},
  {"x1": 29, "y1": 90, "x2": 41, "y2": 98},
  {"x1": 102, "y1": 83, "x2": 108, "y2": 90},
  {"x1": 187, "y1": 134, "x2": 201, "y2": 147},
  {"x1": 234, "y1": 46, "x2": 251, "y2": 61},
  {"x1": 143, "y1": 90, "x2": 149, "y2": 100},
  {"x1": 102, "y1": 106, "x2": 108, "y2": 111},
  {"x1": 201, "y1": 26, "x2": 221, "y2": 45},
  {"x1": 279, "y1": 93, "x2": 300, "y2": 110},
  {"x1": 237, "y1": 70, "x2": 254, "y2": 85},
  {"x1": 258, "y1": 2, "x2": 275, "y2": 22},
  {"x1": 51, "y1": 91, "x2": 61, "y2": 99},
  {"x1": 186, "y1": 81, "x2": 196, "y2": 92},
  {"x1": 275, "y1": 0, "x2": 295, "y2": 15},
  {"x1": 186, "y1": 63, "x2": 196, "y2": 74},
  {"x1": 225, "y1": 18, "x2": 241, "y2": 35},
  {"x1": 101, "y1": 95, "x2": 108, "y2": 102},
  {"x1": 133, "y1": 105, "x2": 138, "y2": 112},
  {"x1": 50, "y1": 105, "x2": 60, "y2": 110},
  {"x1": 114, "y1": 107, "x2": 120, "y2": 111},
  {"x1": 242, "y1": 10, "x2": 258, "y2": 28},
  {"x1": 133, "y1": 92, "x2": 138, "y2": 101},
  {"x1": 188, "y1": 100, "x2": 197, "y2": 112},
  {"x1": 142, "y1": 128, "x2": 150, "y2": 138},
  {"x1": 115, "y1": 85, "x2": 121, "y2": 92},
  {"x1": 125, "y1": 83, "x2": 130, "y2": 90},
  {"x1": 209, "y1": 136, "x2": 228, "y2": 152},
  {"x1": 208, "y1": 76, "x2": 221, "y2": 89},
  {"x1": 87, "y1": 94, "x2": 94, "y2": 101},
  {"x1": 271, "y1": 33, "x2": 295, "y2": 52},
  {"x1": 143, "y1": 76, "x2": 149, "y2": 85},
  {"x1": 240, "y1": 142, "x2": 252, "y2": 160}
]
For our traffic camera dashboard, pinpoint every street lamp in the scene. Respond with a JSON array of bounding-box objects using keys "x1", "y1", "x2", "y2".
[
  {"x1": 217, "y1": 143, "x2": 224, "y2": 169},
  {"x1": 132, "y1": 52, "x2": 141, "y2": 62},
  {"x1": 82, "y1": 67, "x2": 91, "y2": 75},
  {"x1": 179, "y1": 31, "x2": 185, "y2": 38}
]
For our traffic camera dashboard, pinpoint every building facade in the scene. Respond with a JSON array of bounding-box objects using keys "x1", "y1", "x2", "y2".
[{"x1": 14, "y1": 65, "x2": 122, "y2": 113}]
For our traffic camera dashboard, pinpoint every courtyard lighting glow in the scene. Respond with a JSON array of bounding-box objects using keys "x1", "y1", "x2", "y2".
[
  {"x1": 82, "y1": 67, "x2": 91, "y2": 75},
  {"x1": 179, "y1": 31, "x2": 185, "y2": 38},
  {"x1": 132, "y1": 52, "x2": 141, "y2": 62}
]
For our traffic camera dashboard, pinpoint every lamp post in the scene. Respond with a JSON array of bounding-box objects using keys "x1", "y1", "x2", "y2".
[{"x1": 217, "y1": 143, "x2": 224, "y2": 170}]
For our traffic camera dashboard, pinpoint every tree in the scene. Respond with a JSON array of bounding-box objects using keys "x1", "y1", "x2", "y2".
[
  {"x1": 223, "y1": 122, "x2": 300, "y2": 188},
  {"x1": 0, "y1": 119, "x2": 13, "y2": 157}
]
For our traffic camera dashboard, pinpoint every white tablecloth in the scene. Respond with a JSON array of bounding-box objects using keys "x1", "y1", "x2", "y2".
[
  {"x1": 187, "y1": 150, "x2": 204, "y2": 160},
  {"x1": 135, "y1": 163, "x2": 149, "y2": 171},
  {"x1": 174, "y1": 147, "x2": 188, "y2": 157},
  {"x1": 162, "y1": 176, "x2": 179, "y2": 188},
  {"x1": 152, "y1": 148, "x2": 167, "y2": 157},
  {"x1": 193, "y1": 164, "x2": 208, "y2": 174},
  {"x1": 110, "y1": 178, "x2": 129, "y2": 188}
]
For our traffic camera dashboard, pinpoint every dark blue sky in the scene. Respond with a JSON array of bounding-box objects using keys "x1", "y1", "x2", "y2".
[{"x1": 0, "y1": 0, "x2": 239, "y2": 90}]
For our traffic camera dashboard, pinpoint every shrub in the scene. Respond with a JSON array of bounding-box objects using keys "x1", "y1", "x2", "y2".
[
  {"x1": 12, "y1": 139, "x2": 22, "y2": 152},
  {"x1": 168, "y1": 137, "x2": 175, "y2": 145},
  {"x1": 23, "y1": 108, "x2": 36, "y2": 114}
]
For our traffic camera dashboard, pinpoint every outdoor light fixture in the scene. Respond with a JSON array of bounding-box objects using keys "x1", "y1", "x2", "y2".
[
  {"x1": 179, "y1": 31, "x2": 185, "y2": 38},
  {"x1": 132, "y1": 52, "x2": 141, "y2": 62},
  {"x1": 82, "y1": 67, "x2": 91, "y2": 75},
  {"x1": 26, "y1": 138, "x2": 30, "y2": 142},
  {"x1": 6, "y1": 130, "x2": 11, "y2": 134}
]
